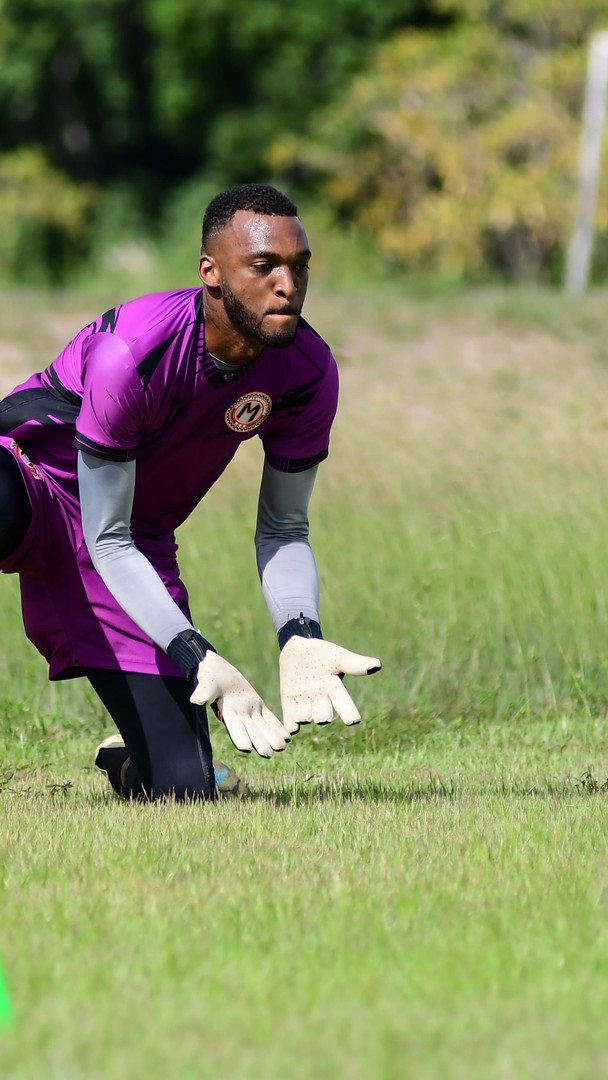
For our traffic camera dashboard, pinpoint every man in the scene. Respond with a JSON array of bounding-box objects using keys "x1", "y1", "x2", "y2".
[{"x1": 0, "y1": 183, "x2": 381, "y2": 802}]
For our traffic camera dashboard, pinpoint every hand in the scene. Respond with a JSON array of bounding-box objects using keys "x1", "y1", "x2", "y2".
[
  {"x1": 190, "y1": 651, "x2": 291, "y2": 758},
  {"x1": 279, "y1": 637, "x2": 382, "y2": 729}
]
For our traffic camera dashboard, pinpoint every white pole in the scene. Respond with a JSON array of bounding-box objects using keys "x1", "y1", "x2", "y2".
[{"x1": 565, "y1": 31, "x2": 608, "y2": 294}]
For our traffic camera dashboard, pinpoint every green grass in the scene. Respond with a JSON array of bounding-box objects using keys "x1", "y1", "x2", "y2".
[
  {"x1": 2, "y1": 735, "x2": 608, "y2": 1080},
  {"x1": 2, "y1": 280, "x2": 608, "y2": 1078}
]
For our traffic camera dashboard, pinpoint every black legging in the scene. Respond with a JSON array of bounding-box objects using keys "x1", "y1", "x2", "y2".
[
  {"x1": 0, "y1": 447, "x2": 32, "y2": 559},
  {"x1": 87, "y1": 669, "x2": 215, "y2": 802},
  {"x1": 0, "y1": 447, "x2": 215, "y2": 802}
]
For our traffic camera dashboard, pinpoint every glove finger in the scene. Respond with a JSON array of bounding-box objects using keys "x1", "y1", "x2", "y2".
[
  {"x1": 296, "y1": 696, "x2": 314, "y2": 724},
  {"x1": 260, "y1": 705, "x2": 293, "y2": 748},
  {"x1": 312, "y1": 696, "x2": 334, "y2": 725},
  {"x1": 281, "y1": 695, "x2": 314, "y2": 726},
  {"x1": 329, "y1": 679, "x2": 362, "y2": 725},
  {"x1": 281, "y1": 710, "x2": 300, "y2": 736},
  {"x1": 329, "y1": 646, "x2": 382, "y2": 677},
  {"x1": 280, "y1": 700, "x2": 302, "y2": 733},
  {"x1": 220, "y1": 708, "x2": 254, "y2": 754},
  {"x1": 245, "y1": 712, "x2": 276, "y2": 758}
]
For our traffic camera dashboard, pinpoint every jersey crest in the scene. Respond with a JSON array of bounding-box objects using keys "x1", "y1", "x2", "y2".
[{"x1": 225, "y1": 392, "x2": 272, "y2": 433}]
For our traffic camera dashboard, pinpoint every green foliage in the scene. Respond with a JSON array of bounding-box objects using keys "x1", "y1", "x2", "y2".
[
  {"x1": 0, "y1": 0, "x2": 423, "y2": 191},
  {"x1": 0, "y1": 0, "x2": 145, "y2": 177},
  {"x1": 0, "y1": 146, "x2": 94, "y2": 283},
  {"x1": 2, "y1": 0, "x2": 607, "y2": 282},
  {"x1": 145, "y1": 0, "x2": 424, "y2": 178},
  {"x1": 272, "y1": 4, "x2": 608, "y2": 281},
  {"x1": 434, "y1": 0, "x2": 608, "y2": 43},
  {"x1": 0, "y1": 0, "x2": 425, "y2": 280}
]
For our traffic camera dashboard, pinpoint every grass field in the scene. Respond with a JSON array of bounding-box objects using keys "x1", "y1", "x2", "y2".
[{"x1": 2, "y1": 276, "x2": 608, "y2": 1078}]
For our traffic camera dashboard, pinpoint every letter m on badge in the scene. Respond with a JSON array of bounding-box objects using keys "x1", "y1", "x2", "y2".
[{"x1": 225, "y1": 392, "x2": 272, "y2": 433}]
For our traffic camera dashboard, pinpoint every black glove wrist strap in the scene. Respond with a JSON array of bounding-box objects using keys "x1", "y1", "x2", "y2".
[
  {"x1": 278, "y1": 612, "x2": 323, "y2": 651},
  {"x1": 167, "y1": 629, "x2": 215, "y2": 682}
]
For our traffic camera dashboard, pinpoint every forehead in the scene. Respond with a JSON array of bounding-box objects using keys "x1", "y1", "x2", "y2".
[{"x1": 218, "y1": 210, "x2": 309, "y2": 258}]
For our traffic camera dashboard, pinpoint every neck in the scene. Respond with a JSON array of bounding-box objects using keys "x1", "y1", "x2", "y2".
[
  {"x1": 202, "y1": 292, "x2": 264, "y2": 366},
  {"x1": 208, "y1": 352, "x2": 243, "y2": 373}
]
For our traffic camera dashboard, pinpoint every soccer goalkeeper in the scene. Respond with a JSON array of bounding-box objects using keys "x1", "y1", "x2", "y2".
[{"x1": 0, "y1": 183, "x2": 381, "y2": 801}]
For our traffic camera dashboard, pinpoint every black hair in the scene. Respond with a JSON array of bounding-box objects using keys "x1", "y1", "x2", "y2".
[{"x1": 201, "y1": 183, "x2": 298, "y2": 251}]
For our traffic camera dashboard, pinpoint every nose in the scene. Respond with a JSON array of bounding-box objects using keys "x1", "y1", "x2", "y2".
[{"x1": 272, "y1": 266, "x2": 298, "y2": 300}]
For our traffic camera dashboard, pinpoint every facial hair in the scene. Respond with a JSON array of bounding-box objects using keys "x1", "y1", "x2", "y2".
[{"x1": 221, "y1": 281, "x2": 299, "y2": 348}]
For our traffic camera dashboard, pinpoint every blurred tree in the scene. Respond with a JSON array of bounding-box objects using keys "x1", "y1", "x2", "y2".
[
  {"x1": 1, "y1": 0, "x2": 166, "y2": 197},
  {"x1": 0, "y1": 0, "x2": 429, "y2": 278},
  {"x1": 0, "y1": 147, "x2": 94, "y2": 282},
  {"x1": 270, "y1": 1, "x2": 608, "y2": 281},
  {"x1": 433, "y1": 0, "x2": 608, "y2": 44},
  {"x1": 0, "y1": 0, "x2": 426, "y2": 196},
  {"x1": 145, "y1": 0, "x2": 431, "y2": 181}
]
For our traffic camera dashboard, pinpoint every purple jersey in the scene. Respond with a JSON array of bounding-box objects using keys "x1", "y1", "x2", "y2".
[{"x1": 0, "y1": 288, "x2": 338, "y2": 678}]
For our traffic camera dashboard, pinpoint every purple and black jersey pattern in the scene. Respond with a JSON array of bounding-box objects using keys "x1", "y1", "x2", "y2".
[{"x1": 0, "y1": 288, "x2": 339, "y2": 678}]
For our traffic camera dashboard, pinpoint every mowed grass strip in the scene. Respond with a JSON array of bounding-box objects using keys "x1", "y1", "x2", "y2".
[
  {"x1": 1, "y1": 766, "x2": 608, "y2": 1079},
  {"x1": 2, "y1": 283, "x2": 608, "y2": 1077}
]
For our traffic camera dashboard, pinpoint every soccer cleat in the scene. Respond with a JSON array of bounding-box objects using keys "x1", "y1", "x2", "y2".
[
  {"x1": 94, "y1": 734, "x2": 129, "y2": 795},
  {"x1": 213, "y1": 760, "x2": 250, "y2": 797},
  {"x1": 93, "y1": 735, "x2": 248, "y2": 797}
]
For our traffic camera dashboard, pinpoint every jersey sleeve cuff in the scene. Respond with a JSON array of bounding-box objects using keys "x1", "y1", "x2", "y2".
[
  {"x1": 74, "y1": 433, "x2": 138, "y2": 462},
  {"x1": 264, "y1": 449, "x2": 328, "y2": 474}
]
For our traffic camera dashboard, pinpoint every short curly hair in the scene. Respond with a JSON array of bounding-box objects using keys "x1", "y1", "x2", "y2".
[{"x1": 201, "y1": 184, "x2": 298, "y2": 251}]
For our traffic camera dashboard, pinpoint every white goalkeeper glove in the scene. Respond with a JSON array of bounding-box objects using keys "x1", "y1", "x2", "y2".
[
  {"x1": 190, "y1": 650, "x2": 291, "y2": 758},
  {"x1": 279, "y1": 636, "x2": 382, "y2": 729}
]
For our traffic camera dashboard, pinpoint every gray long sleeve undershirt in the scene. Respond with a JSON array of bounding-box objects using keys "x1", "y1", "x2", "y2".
[
  {"x1": 255, "y1": 459, "x2": 320, "y2": 628},
  {"x1": 78, "y1": 451, "x2": 320, "y2": 652}
]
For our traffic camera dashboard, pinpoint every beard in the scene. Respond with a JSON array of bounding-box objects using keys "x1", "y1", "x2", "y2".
[{"x1": 221, "y1": 281, "x2": 299, "y2": 347}]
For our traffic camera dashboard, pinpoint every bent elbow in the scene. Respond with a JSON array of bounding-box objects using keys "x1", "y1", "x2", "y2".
[{"x1": 86, "y1": 526, "x2": 134, "y2": 573}]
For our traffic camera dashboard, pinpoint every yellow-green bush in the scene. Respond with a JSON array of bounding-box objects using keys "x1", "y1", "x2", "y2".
[
  {"x1": 0, "y1": 148, "x2": 95, "y2": 283},
  {"x1": 270, "y1": 10, "x2": 608, "y2": 280},
  {"x1": 434, "y1": 0, "x2": 608, "y2": 43}
]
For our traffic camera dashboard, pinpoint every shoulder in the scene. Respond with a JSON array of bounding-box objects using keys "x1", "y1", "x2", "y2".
[
  {"x1": 262, "y1": 319, "x2": 339, "y2": 450},
  {"x1": 93, "y1": 288, "x2": 202, "y2": 349},
  {"x1": 273, "y1": 319, "x2": 339, "y2": 405},
  {"x1": 290, "y1": 318, "x2": 336, "y2": 376},
  {"x1": 267, "y1": 319, "x2": 339, "y2": 417}
]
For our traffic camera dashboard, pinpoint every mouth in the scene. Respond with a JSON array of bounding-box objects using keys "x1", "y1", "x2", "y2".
[{"x1": 266, "y1": 309, "x2": 299, "y2": 318}]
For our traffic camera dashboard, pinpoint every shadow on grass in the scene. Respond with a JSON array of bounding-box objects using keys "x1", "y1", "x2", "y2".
[
  {"x1": 251, "y1": 771, "x2": 608, "y2": 806},
  {"x1": 2, "y1": 769, "x2": 607, "y2": 805}
]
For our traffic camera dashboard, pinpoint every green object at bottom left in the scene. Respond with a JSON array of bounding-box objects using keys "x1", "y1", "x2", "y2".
[{"x1": 0, "y1": 964, "x2": 12, "y2": 1027}]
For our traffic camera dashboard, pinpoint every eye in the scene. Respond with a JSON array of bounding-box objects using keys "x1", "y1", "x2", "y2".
[{"x1": 252, "y1": 262, "x2": 273, "y2": 274}]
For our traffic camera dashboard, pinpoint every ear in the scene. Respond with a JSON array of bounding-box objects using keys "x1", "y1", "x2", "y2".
[{"x1": 198, "y1": 253, "x2": 221, "y2": 288}]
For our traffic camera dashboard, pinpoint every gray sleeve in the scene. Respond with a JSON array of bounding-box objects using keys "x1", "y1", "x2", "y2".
[
  {"x1": 77, "y1": 451, "x2": 193, "y2": 651},
  {"x1": 255, "y1": 460, "x2": 320, "y2": 632}
]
